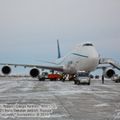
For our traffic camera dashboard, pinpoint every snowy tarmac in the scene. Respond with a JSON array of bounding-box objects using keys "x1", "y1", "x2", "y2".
[{"x1": 0, "y1": 77, "x2": 120, "y2": 120}]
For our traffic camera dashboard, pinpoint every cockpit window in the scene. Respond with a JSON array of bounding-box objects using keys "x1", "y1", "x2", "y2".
[{"x1": 83, "y1": 43, "x2": 93, "y2": 46}]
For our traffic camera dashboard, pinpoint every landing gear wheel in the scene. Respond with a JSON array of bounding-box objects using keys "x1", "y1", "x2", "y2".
[
  {"x1": 77, "y1": 81, "x2": 80, "y2": 85},
  {"x1": 38, "y1": 78, "x2": 45, "y2": 81},
  {"x1": 74, "y1": 80, "x2": 77, "y2": 84}
]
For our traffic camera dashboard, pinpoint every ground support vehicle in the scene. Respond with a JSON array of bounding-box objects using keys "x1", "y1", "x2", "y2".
[{"x1": 74, "y1": 71, "x2": 91, "y2": 85}]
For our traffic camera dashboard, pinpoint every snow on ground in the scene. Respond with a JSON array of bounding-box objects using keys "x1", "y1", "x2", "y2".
[{"x1": 0, "y1": 77, "x2": 120, "y2": 120}]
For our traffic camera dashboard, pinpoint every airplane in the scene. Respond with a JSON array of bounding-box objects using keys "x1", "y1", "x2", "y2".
[{"x1": 0, "y1": 40, "x2": 118, "y2": 80}]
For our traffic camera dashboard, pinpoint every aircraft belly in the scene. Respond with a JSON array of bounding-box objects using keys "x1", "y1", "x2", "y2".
[{"x1": 63, "y1": 58, "x2": 99, "y2": 74}]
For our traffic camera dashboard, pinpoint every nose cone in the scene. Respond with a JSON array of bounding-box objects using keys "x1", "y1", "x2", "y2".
[
  {"x1": 83, "y1": 45, "x2": 99, "y2": 71},
  {"x1": 87, "y1": 45, "x2": 99, "y2": 58},
  {"x1": 89, "y1": 47, "x2": 99, "y2": 70}
]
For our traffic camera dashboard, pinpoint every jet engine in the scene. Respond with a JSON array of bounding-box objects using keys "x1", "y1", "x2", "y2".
[
  {"x1": 104, "y1": 68, "x2": 115, "y2": 78},
  {"x1": 30, "y1": 68, "x2": 39, "y2": 78},
  {"x1": 2, "y1": 66, "x2": 11, "y2": 75}
]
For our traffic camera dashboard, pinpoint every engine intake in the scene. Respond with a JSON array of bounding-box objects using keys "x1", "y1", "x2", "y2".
[
  {"x1": 104, "y1": 68, "x2": 115, "y2": 78},
  {"x1": 30, "y1": 68, "x2": 39, "y2": 78},
  {"x1": 2, "y1": 66, "x2": 11, "y2": 75}
]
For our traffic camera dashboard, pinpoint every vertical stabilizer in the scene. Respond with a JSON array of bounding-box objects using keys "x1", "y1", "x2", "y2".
[{"x1": 57, "y1": 40, "x2": 61, "y2": 58}]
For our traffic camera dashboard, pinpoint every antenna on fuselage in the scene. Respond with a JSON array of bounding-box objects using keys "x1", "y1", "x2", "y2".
[{"x1": 57, "y1": 40, "x2": 61, "y2": 58}]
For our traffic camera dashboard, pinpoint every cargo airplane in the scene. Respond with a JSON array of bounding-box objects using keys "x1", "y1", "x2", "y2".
[{"x1": 0, "y1": 40, "x2": 117, "y2": 80}]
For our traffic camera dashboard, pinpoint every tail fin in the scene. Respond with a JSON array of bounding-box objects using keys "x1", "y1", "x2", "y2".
[{"x1": 57, "y1": 40, "x2": 61, "y2": 58}]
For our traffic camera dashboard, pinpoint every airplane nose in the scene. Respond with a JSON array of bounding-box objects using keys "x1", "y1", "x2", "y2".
[{"x1": 87, "y1": 58, "x2": 99, "y2": 71}]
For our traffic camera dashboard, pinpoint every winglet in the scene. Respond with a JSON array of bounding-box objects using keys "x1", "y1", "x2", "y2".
[{"x1": 57, "y1": 40, "x2": 61, "y2": 58}]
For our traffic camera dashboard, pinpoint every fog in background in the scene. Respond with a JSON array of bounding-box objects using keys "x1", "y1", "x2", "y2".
[{"x1": 0, "y1": 0, "x2": 120, "y2": 74}]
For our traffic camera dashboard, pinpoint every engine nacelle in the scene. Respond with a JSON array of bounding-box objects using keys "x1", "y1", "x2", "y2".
[
  {"x1": 2, "y1": 66, "x2": 11, "y2": 75},
  {"x1": 30, "y1": 68, "x2": 39, "y2": 78},
  {"x1": 104, "y1": 68, "x2": 115, "y2": 78}
]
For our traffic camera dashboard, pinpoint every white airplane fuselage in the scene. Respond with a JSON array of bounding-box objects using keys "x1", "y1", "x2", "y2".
[
  {"x1": 55, "y1": 43, "x2": 99, "y2": 74},
  {"x1": 0, "y1": 42, "x2": 100, "y2": 78}
]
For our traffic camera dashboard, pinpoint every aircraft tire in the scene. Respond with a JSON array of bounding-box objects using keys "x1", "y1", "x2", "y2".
[
  {"x1": 74, "y1": 80, "x2": 77, "y2": 84},
  {"x1": 77, "y1": 81, "x2": 80, "y2": 85}
]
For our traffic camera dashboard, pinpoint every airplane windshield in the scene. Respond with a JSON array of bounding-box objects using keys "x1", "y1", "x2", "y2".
[{"x1": 83, "y1": 43, "x2": 93, "y2": 46}]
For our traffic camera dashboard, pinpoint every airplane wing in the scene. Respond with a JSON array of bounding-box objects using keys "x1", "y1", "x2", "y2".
[
  {"x1": 96, "y1": 64, "x2": 112, "y2": 70},
  {"x1": 99, "y1": 58, "x2": 120, "y2": 70},
  {"x1": 0, "y1": 63, "x2": 64, "y2": 76}
]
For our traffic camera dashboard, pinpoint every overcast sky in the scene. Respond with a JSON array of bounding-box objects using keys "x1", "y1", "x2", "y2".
[{"x1": 0, "y1": 0, "x2": 120, "y2": 74}]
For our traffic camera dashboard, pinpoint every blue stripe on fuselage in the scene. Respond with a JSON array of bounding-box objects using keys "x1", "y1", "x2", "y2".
[
  {"x1": 56, "y1": 53, "x2": 88, "y2": 65},
  {"x1": 72, "y1": 53, "x2": 88, "y2": 58}
]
